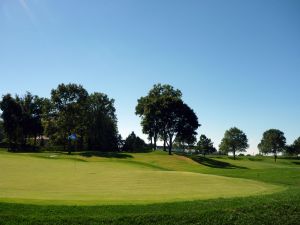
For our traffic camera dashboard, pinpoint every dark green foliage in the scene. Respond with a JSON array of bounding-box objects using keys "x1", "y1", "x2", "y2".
[
  {"x1": 219, "y1": 127, "x2": 249, "y2": 160},
  {"x1": 136, "y1": 84, "x2": 200, "y2": 155},
  {"x1": 0, "y1": 84, "x2": 120, "y2": 153},
  {"x1": 0, "y1": 94, "x2": 23, "y2": 149},
  {"x1": 51, "y1": 83, "x2": 89, "y2": 153},
  {"x1": 284, "y1": 137, "x2": 300, "y2": 157},
  {"x1": 16, "y1": 93, "x2": 44, "y2": 147},
  {"x1": 0, "y1": 93, "x2": 43, "y2": 151},
  {"x1": 196, "y1": 134, "x2": 216, "y2": 156},
  {"x1": 123, "y1": 132, "x2": 149, "y2": 152},
  {"x1": 86, "y1": 93, "x2": 119, "y2": 151},
  {"x1": 258, "y1": 129, "x2": 286, "y2": 162},
  {"x1": 0, "y1": 120, "x2": 5, "y2": 142},
  {"x1": 136, "y1": 84, "x2": 182, "y2": 150},
  {"x1": 47, "y1": 84, "x2": 120, "y2": 152}
]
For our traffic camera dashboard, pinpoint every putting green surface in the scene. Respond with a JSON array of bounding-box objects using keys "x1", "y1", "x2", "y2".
[{"x1": 0, "y1": 151, "x2": 282, "y2": 205}]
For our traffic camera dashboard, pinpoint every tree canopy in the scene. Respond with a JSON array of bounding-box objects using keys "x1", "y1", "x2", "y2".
[
  {"x1": 258, "y1": 129, "x2": 286, "y2": 162},
  {"x1": 122, "y1": 132, "x2": 148, "y2": 152},
  {"x1": 136, "y1": 84, "x2": 200, "y2": 155},
  {"x1": 292, "y1": 137, "x2": 300, "y2": 156},
  {"x1": 0, "y1": 93, "x2": 43, "y2": 151},
  {"x1": 219, "y1": 127, "x2": 249, "y2": 160},
  {"x1": 196, "y1": 135, "x2": 216, "y2": 156},
  {"x1": 0, "y1": 83, "x2": 119, "y2": 153}
]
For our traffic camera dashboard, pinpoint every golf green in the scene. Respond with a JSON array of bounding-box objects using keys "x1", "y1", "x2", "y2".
[{"x1": 0, "y1": 152, "x2": 282, "y2": 205}]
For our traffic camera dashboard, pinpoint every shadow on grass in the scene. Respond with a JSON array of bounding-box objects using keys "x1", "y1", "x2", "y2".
[
  {"x1": 292, "y1": 161, "x2": 300, "y2": 166},
  {"x1": 79, "y1": 151, "x2": 133, "y2": 159},
  {"x1": 191, "y1": 156, "x2": 247, "y2": 169},
  {"x1": 248, "y1": 157, "x2": 263, "y2": 162}
]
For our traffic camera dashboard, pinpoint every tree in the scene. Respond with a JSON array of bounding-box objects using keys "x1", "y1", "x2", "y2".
[
  {"x1": 0, "y1": 94, "x2": 23, "y2": 150},
  {"x1": 162, "y1": 100, "x2": 199, "y2": 155},
  {"x1": 175, "y1": 103, "x2": 199, "y2": 147},
  {"x1": 285, "y1": 145, "x2": 296, "y2": 156},
  {"x1": 258, "y1": 129, "x2": 286, "y2": 162},
  {"x1": 136, "y1": 84, "x2": 182, "y2": 150},
  {"x1": 136, "y1": 84, "x2": 200, "y2": 155},
  {"x1": 197, "y1": 135, "x2": 216, "y2": 157},
  {"x1": 51, "y1": 83, "x2": 89, "y2": 154},
  {"x1": 86, "y1": 92, "x2": 119, "y2": 151},
  {"x1": 16, "y1": 92, "x2": 43, "y2": 147},
  {"x1": 285, "y1": 137, "x2": 300, "y2": 157},
  {"x1": 219, "y1": 127, "x2": 249, "y2": 160},
  {"x1": 293, "y1": 137, "x2": 300, "y2": 156},
  {"x1": 122, "y1": 132, "x2": 148, "y2": 152},
  {"x1": 0, "y1": 120, "x2": 5, "y2": 143}
]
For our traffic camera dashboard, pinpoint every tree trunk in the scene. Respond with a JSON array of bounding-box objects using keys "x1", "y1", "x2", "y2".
[
  {"x1": 275, "y1": 151, "x2": 277, "y2": 163},
  {"x1": 154, "y1": 133, "x2": 157, "y2": 150},
  {"x1": 168, "y1": 142, "x2": 172, "y2": 155},
  {"x1": 34, "y1": 135, "x2": 37, "y2": 147},
  {"x1": 150, "y1": 137, "x2": 153, "y2": 149},
  {"x1": 8, "y1": 139, "x2": 12, "y2": 151},
  {"x1": 163, "y1": 138, "x2": 167, "y2": 152},
  {"x1": 168, "y1": 135, "x2": 173, "y2": 155},
  {"x1": 233, "y1": 149, "x2": 236, "y2": 160}
]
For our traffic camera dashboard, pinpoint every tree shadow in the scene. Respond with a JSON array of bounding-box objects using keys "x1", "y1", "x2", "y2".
[
  {"x1": 79, "y1": 151, "x2": 133, "y2": 159},
  {"x1": 248, "y1": 157, "x2": 263, "y2": 161},
  {"x1": 292, "y1": 161, "x2": 300, "y2": 166},
  {"x1": 191, "y1": 156, "x2": 247, "y2": 169}
]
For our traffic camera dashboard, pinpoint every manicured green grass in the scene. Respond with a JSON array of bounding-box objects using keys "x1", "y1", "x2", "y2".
[
  {"x1": 0, "y1": 150, "x2": 281, "y2": 205},
  {"x1": 0, "y1": 149, "x2": 299, "y2": 224}
]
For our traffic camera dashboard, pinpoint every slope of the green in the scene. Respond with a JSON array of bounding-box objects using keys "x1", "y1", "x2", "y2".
[
  {"x1": 0, "y1": 149, "x2": 299, "y2": 225},
  {"x1": 0, "y1": 150, "x2": 282, "y2": 205}
]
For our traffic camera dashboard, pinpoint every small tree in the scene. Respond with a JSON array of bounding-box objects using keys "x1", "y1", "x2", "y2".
[
  {"x1": 286, "y1": 137, "x2": 300, "y2": 157},
  {"x1": 258, "y1": 129, "x2": 286, "y2": 162},
  {"x1": 219, "y1": 127, "x2": 249, "y2": 160},
  {"x1": 196, "y1": 135, "x2": 216, "y2": 157},
  {"x1": 123, "y1": 132, "x2": 148, "y2": 152},
  {"x1": 293, "y1": 137, "x2": 300, "y2": 157}
]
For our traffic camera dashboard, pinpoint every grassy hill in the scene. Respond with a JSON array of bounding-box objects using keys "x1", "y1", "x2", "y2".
[{"x1": 0, "y1": 149, "x2": 299, "y2": 224}]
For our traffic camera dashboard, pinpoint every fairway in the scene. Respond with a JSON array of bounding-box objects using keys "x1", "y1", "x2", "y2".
[{"x1": 0, "y1": 151, "x2": 281, "y2": 205}]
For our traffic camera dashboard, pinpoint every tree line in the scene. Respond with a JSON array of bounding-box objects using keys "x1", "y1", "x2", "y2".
[
  {"x1": 0, "y1": 84, "x2": 121, "y2": 153},
  {"x1": 0, "y1": 83, "x2": 299, "y2": 159}
]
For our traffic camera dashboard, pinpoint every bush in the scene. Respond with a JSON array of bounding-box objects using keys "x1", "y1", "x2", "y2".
[{"x1": 123, "y1": 132, "x2": 151, "y2": 153}]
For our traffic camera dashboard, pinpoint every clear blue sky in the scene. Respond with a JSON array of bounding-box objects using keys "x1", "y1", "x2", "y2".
[{"x1": 1, "y1": 0, "x2": 299, "y2": 154}]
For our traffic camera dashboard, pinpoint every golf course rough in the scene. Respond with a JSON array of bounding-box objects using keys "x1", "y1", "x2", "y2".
[{"x1": 0, "y1": 151, "x2": 283, "y2": 205}]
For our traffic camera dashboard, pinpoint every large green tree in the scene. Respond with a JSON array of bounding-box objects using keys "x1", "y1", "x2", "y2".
[
  {"x1": 136, "y1": 84, "x2": 200, "y2": 155},
  {"x1": 0, "y1": 94, "x2": 23, "y2": 150},
  {"x1": 258, "y1": 129, "x2": 286, "y2": 162},
  {"x1": 0, "y1": 93, "x2": 43, "y2": 150},
  {"x1": 197, "y1": 134, "x2": 216, "y2": 157},
  {"x1": 136, "y1": 84, "x2": 182, "y2": 150},
  {"x1": 219, "y1": 127, "x2": 249, "y2": 160},
  {"x1": 162, "y1": 99, "x2": 199, "y2": 155},
  {"x1": 16, "y1": 92, "x2": 43, "y2": 147},
  {"x1": 51, "y1": 83, "x2": 89, "y2": 153},
  {"x1": 86, "y1": 92, "x2": 119, "y2": 151}
]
